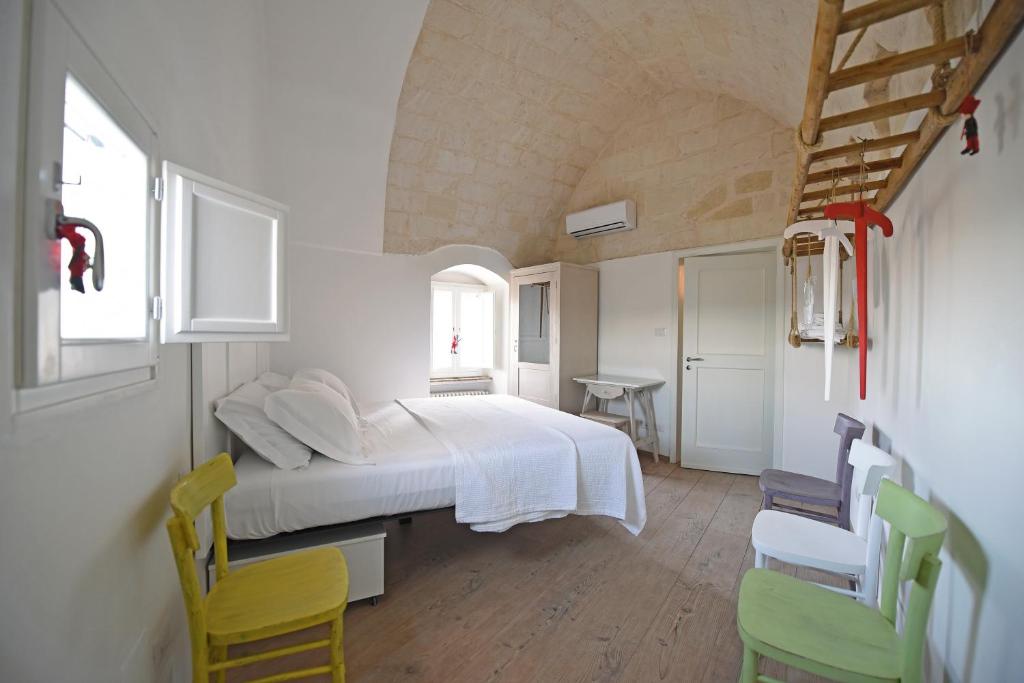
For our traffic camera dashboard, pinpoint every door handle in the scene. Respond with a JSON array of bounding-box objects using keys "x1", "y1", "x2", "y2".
[
  {"x1": 50, "y1": 199, "x2": 105, "y2": 292},
  {"x1": 685, "y1": 356, "x2": 704, "y2": 362}
]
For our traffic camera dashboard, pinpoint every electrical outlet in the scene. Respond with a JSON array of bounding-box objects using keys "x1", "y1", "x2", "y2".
[{"x1": 654, "y1": 327, "x2": 666, "y2": 337}]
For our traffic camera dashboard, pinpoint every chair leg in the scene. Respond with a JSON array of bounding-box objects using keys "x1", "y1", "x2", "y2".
[
  {"x1": 754, "y1": 550, "x2": 765, "y2": 569},
  {"x1": 191, "y1": 640, "x2": 209, "y2": 683},
  {"x1": 330, "y1": 614, "x2": 346, "y2": 683},
  {"x1": 740, "y1": 645, "x2": 758, "y2": 683},
  {"x1": 210, "y1": 645, "x2": 226, "y2": 683}
]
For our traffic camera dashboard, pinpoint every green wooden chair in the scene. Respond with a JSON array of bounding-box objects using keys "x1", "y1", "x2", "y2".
[{"x1": 737, "y1": 479, "x2": 947, "y2": 683}]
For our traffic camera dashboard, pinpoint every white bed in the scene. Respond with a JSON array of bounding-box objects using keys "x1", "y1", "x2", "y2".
[
  {"x1": 225, "y1": 400, "x2": 455, "y2": 539},
  {"x1": 225, "y1": 394, "x2": 647, "y2": 540},
  {"x1": 192, "y1": 344, "x2": 646, "y2": 553}
]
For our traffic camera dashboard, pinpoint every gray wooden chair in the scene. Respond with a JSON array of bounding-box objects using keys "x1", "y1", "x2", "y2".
[{"x1": 758, "y1": 413, "x2": 865, "y2": 530}]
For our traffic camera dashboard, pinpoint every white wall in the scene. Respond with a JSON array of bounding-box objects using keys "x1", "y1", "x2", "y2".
[
  {"x1": 594, "y1": 252, "x2": 680, "y2": 460},
  {"x1": 865, "y1": 31, "x2": 1024, "y2": 679},
  {"x1": 270, "y1": 244, "x2": 512, "y2": 403},
  {"x1": 262, "y1": 0, "x2": 428, "y2": 253},
  {"x1": 257, "y1": 0, "x2": 518, "y2": 403},
  {"x1": 780, "y1": 24, "x2": 1024, "y2": 681},
  {"x1": 781, "y1": 254, "x2": 860, "y2": 479},
  {"x1": 0, "y1": 1, "x2": 271, "y2": 681}
]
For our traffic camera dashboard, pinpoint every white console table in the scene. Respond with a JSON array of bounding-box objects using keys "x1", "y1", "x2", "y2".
[{"x1": 573, "y1": 374, "x2": 665, "y2": 463}]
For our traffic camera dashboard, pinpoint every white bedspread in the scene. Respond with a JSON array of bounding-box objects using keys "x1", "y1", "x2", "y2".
[{"x1": 398, "y1": 395, "x2": 646, "y2": 534}]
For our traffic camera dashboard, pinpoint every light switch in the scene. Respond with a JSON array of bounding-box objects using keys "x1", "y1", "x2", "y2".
[{"x1": 654, "y1": 327, "x2": 666, "y2": 337}]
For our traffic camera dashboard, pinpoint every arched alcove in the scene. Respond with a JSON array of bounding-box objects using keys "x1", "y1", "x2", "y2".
[
  {"x1": 428, "y1": 262, "x2": 509, "y2": 396},
  {"x1": 420, "y1": 245, "x2": 511, "y2": 396}
]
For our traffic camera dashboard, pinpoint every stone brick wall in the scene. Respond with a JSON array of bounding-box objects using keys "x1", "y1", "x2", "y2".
[{"x1": 552, "y1": 89, "x2": 794, "y2": 263}]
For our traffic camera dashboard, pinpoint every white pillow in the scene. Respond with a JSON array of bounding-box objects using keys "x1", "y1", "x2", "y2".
[
  {"x1": 293, "y1": 368, "x2": 361, "y2": 418},
  {"x1": 264, "y1": 379, "x2": 372, "y2": 466},
  {"x1": 256, "y1": 371, "x2": 290, "y2": 391},
  {"x1": 214, "y1": 381, "x2": 312, "y2": 470}
]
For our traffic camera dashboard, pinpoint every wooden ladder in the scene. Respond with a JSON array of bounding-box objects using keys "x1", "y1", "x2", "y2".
[{"x1": 787, "y1": 0, "x2": 1024, "y2": 225}]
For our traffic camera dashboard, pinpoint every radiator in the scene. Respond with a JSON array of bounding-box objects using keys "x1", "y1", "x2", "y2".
[{"x1": 430, "y1": 390, "x2": 489, "y2": 398}]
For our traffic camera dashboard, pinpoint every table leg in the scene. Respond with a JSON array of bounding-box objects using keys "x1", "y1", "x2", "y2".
[
  {"x1": 642, "y1": 390, "x2": 660, "y2": 464},
  {"x1": 626, "y1": 388, "x2": 636, "y2": 444},
  {"x1": 581, "y1": 387, "x2": 592, "y2": 415}
]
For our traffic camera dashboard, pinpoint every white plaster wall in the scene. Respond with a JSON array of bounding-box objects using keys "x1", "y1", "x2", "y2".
[
  {"x1": 258, "y1": 1, "x2": 517, "y2": 403},
  {"x1": 781, "y1": 254, "x2": 860, "y2": 479},
  {"x1": 269, "y1": 243, "x2": 512, "y2": 404},
  {"x1": 0, "y1": 1, "x2": 270, "y2": 681},
  {"x1": 863, "y1": 30, "x2": 1024, "y2": 679},
  {"x1": 262, "y1": 0, "x2": 429, "y2": 253},
  {"x1": 594, "y1": 252, "x2": 680, "y2": 461},
  {"x1": 780, "y1": 22, "x2": 1024, "y2": 681}
]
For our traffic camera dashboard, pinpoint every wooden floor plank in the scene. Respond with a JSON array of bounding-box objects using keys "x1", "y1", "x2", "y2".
[
  {"x1": 234, "y1": 467, "x2": 843, "y2": 683},
  {"x1": 411, "y1": 468, "x2": 702, "y2": 682},
  {"x1": 530, "y1": 470, "x2": 730, "y2": 683},
  {"x1": 611, "y1": 474, "x2": 759, "y2": 682}
]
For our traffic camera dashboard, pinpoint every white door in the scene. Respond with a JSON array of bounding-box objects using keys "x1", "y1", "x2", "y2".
[
  {"x1": 680, "y1": 252, "x2": 776, "y2": 474},
  {"x1": 510, "y1": 272, "x2": 557, "y2": 407}
]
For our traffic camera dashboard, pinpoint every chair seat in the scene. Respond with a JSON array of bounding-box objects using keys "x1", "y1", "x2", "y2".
[
  {"x1": 759, "y1": 469, "x2": 841, "y2": 506},
  {"x1": 738, "y1": 569, "x2": 901, "y2": 681},
  {"x1": 752, "y1": 510, "x2": 867, "y2": 575},
  {"x1": 206, "y1": 547, "x2": 348, "y2": 644}
]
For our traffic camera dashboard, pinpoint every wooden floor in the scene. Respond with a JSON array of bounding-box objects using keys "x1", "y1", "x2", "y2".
[{"x1": 230, "y1": 461, "x2": 833, "y2": 682}]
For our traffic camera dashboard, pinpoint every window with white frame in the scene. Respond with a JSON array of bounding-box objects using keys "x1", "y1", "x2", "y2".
[
  {"x1": 431, "y1": 282, "x2": 494, "y2": 377},
  {"x1": 19, "y1": 1, "x2": 159, "y2": 410},
  {"x1": 20, "y1": 1, "x2": 288, "y2": 412}
]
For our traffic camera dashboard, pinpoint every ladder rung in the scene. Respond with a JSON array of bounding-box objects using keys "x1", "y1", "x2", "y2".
[
  {"x1": 839, "y1": 0, "x2": 934, "y2": 34},
  {"x1": 810, "y1": 131, "x2": 920, "y2": 163},
  {"x1": 818, "y1": 90, "x2": 944, "y2": 132},
  {"x1": 828, "y1": 38, "x2": 966, "y2": 92},
  {"x1": 806, "y1": 157, "x2": 901, "y2": 184},
  {"x1": 801, "y1": 179, "x2": 889, "y2": 203}
]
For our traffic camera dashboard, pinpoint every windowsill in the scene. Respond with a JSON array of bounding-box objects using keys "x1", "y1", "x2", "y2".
[
  {"x1": 15, "y1": 365, "x2": 157, "y2": 415},
  {"x1": 432, "y1": 374, "x2": 491, "y2": 385},
  {"x1": 429, "y1": 375, "x2": 493, "y2": 392}
]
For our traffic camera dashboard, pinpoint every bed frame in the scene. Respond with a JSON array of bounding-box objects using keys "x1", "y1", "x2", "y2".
[
  {"x1": 190, "y1": 341, "x2": 271, "y2": 561},
  {"x1": 189, "y1": 342, "x2": 429, "y2": 600}
]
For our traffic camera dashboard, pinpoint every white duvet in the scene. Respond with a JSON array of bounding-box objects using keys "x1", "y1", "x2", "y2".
[{"x1": 398, "y1": 395, "x2": 646, "y2": 534}]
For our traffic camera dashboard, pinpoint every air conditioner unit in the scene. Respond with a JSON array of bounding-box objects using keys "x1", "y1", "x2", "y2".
[{"x1": 566, "y1": 199, "x2": 636, "y2": 238}]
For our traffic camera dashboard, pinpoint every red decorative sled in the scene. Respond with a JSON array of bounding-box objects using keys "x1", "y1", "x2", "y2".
[{"x1": 823, "y1": 200, "x2": 893, "y2": 400}]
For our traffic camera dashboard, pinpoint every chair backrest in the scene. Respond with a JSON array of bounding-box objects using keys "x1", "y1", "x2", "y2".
[
  {"x1": 832, "y1": 413, "x2": 866, "y2": 529},
  {"x1": 166, "y1": 453, "x2": 237, "y2": 670},
  {"x1": 873, "y1": 479, "x2": 947, "y2": 681},
  {"x1": 848, "y1": 439, "x2": 896, "y2": 538}
]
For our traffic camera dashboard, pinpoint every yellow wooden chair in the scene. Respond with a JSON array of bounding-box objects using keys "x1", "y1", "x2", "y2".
[{"x1": 167, "y1": 453, "x2": 349, "y2": 682}]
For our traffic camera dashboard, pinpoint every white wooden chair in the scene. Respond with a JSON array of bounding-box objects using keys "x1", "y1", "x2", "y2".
[{"x1": 750, "y1": 439, "x2": 896, "y2": 606}]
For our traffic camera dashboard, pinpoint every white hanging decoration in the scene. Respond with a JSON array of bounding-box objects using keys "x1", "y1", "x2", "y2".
[
  {"x1": 801, "y1": 274, "x2": 816, "y2": 331},
  {"x1": 783, "y1": 219, "x2": 854, "y2": 401}
]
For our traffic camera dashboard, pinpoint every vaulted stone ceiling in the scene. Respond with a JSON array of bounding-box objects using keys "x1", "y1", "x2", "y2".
[{"x1": 383, "y1": 0, "x2": 966, "y2": 266}]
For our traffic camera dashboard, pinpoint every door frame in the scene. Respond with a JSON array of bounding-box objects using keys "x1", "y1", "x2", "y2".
[
  {"x1": 670, "y1": 238, "x2": 785, "y2": 470},
  {"x1": 509, "y1": 268, "x2": 559, "y2": 407}
]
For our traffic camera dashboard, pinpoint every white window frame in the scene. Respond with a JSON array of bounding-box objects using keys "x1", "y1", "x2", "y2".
[
  {"x1": 430, "y1": 282, "x2": 495, "y2": 379},
  {"x1": 18, "y1": 0, "x2": 159, "y2": 412}
]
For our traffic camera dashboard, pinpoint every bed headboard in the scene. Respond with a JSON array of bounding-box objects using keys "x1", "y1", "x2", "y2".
[{"x1": 190, "y1": 341, "x2": 269, "y2": 555}]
